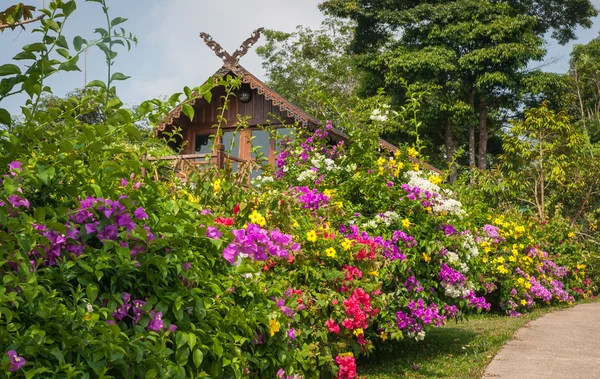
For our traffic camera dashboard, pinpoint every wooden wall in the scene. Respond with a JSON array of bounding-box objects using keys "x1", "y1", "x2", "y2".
[{"x1": 174, "y1": 85, "x2": 296, "y2": 163}]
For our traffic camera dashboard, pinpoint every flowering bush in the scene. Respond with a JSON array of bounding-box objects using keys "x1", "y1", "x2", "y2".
[{"x1": 0, "y1": 3, "x2": 595, "y2": 377}]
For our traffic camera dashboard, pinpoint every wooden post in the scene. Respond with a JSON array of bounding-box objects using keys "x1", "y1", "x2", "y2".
[
  {"x1": 216, "y1": 144, "x2": 225, "y2": 169},
  {"x1": 141, "y1": 154, "x2": 147, "y2": 177}
]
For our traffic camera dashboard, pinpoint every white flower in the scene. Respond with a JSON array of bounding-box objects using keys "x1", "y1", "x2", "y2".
[
  {"x1": 297, "y1": 169, "x2": 317, "y2": 182},
  {"x1": 86, "y1": 303, "x2": 93, "y2": 313}
]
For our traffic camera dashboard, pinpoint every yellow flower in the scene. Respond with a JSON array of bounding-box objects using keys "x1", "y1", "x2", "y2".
[
  {"x1": 412, "y1": 163, "x2": 420, "y2": 171},
  {"x1": 212, "y1": 178, "x2": 222, "y2": 193},
  {"x1": 292, "y1": 219, "x2": 299, "y2": 228},
  {"x1": 377, "y1": 156, "x2": 386, "y2": 166},
  {"x1": 369, "y1": 270, "x2": 379, "y2": 277},
  {"x1": 402, "y1": 218, "x2": 411, "y2": 229},
  {"x1": 306, "y1": 230, "x2": 317, "y2": 243},
  {"x1": 338, "y1": 352, "x2": 354, "y2": 358},
  {"x1": 428, "y1": 175, "x2": 442, "y2": 185},
  {"x1": 353, "y1": 328, "x2": 364, "y2": 337},
  {"x1": 568, "y1": 232, "x2": 575, "y2": 239},
  {"x1": 269, "y1": 319, "x2": 281, "y2": 336},
  {"x1": 407, "y1": 147, "x2": 418, "y2": 157},
  {"x1": 422, "y1": 253, "x2": 431, "y2": 263},
  {"x1": 394, "y1": 149, "x2": 401, "y2": 158},
  {"x1": 325, "y1": 247, "x2": 337, "y2": 258},
  {"x1": 520, "y1": 300, "x2": 527, "y2": 306},
  {"x1": 249, "y1": 210, "x2": 266, "y2": 226},
  {"x1": 341, "y1": 239, "x2": 353, "y2": 251},
  {"x1": 323, "y1": 189, "x2": 336, "y2": 198},
  {"x1": 424, "y1": 206, "x2": 432, "y2": 213},
  {"x1": 379, "y1": 331, "x2": 388, "y2": 341}
]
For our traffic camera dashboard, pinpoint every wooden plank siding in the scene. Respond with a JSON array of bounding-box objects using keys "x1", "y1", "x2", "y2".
[{"x1": 172, "y1": 85, "x2": 295, "y2": 164}]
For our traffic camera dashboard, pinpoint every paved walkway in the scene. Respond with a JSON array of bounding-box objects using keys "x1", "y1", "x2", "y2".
[{"x1": 483, "y1": 302, "x2": 600, "y2": 379}]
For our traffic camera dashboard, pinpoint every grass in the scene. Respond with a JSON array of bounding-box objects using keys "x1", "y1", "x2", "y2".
[{"x1": 358, "y1": 304, "x2": 581, "y2": 379}]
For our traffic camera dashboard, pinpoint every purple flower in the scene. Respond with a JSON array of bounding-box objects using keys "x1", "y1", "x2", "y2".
[
  {"x1": 115, "y1": 213, "x2": 135, "y2": 231},
  {"x1": 8, "y1": 194, "x2": 29, "y2": 208},
  {"x1": 132, "y1": 300, "x2": 146, "y2": 323},
  {"x1": 287, "y1": 328, "x2": 296, "y2": 340},
  {"x1": 8, "y1": 161, "x2": 22, "y2": 176},
  {"x1": 133, "y1": 207, "x2": 148, "y2": 220},
  {"x1": 169, "y1": 324, "x2": 178, "y2": 332},
  {"x1": 120, "y1": 178, "x2": 128, "y2": 187},
  {"x1": 206, "y1": 226, "x2": 222, "y2": 239},
  {"x1": 183, "y1": 262, "x2": 191, "y2": 271},
  {"x1": 147, "y1": 311, "x2": 164, "y2": 332},
  {"x1": 7, "y1": 350, "x2": 26, "y2": 372}
]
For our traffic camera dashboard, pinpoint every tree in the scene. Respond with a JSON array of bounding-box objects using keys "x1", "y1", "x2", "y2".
[
  {"x1": 570, "y1": 33, "x2": 600, "y2": 143},
  {"x1": 256, "y1": 18, "x2": 359, "y2": 120},
  {"x1": 501, "y1": 103, "x2": 584, "y2": 220},
  {"x1": 320, "y1": 0, "x2": 598, "y2": 171}
]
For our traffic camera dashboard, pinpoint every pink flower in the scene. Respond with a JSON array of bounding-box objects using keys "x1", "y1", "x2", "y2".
[{"x1": 326, "y1": 319, "x2": 340, "y2": 333}]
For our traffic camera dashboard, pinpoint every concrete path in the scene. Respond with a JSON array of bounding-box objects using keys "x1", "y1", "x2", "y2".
[{"x1": 483, "y1": 302, "x2": 600, "y2": 379}]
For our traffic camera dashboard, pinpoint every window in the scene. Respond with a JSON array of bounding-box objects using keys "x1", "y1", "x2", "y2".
[
  {"x1": 194, "y1": 134, "x2": 213, "y2": 155},
  {"x1": 222, "y1": 131, "x2": 240, "y2": 157},
  {"x1": 251, "y1": 130, "x2": 270, "y2": 160}
]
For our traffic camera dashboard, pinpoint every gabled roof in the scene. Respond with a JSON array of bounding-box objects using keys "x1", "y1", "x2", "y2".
[{"x1": 157, "y1": 63, "x2": 324, "y2": 132}]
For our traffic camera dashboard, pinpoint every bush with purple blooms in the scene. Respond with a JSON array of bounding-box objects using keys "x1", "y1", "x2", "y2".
[{"x1": 0, "y1": 2, "x2": 595, "y2": 378}]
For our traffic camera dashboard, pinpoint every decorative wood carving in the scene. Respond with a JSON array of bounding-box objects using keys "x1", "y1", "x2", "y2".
[{"x1": 199, "y1": 27, "x2": 264, "y2": 67}]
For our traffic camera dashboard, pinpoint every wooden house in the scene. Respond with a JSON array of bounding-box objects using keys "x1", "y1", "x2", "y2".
[{"x1": 154, "y1": 28, "x2": 440, "y2": 178}]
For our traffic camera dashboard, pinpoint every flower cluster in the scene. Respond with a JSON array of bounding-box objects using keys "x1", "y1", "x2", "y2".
[{"x1": 222, "y1": 225, "x2": 299, "y2": 264}]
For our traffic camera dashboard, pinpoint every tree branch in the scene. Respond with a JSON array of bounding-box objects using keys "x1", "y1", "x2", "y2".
[{"x1": 0, "y1": 14, "x2": 45, "y2": 31}]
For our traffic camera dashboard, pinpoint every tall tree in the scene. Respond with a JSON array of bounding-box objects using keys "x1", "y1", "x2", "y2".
[
  {"x1": 256, "y1": 19, "x2": 359, "y2": 120},
  {"x1": 570, "y1": 32, "x2": 600, "y2": 142},
  {"x1": 320, "y1": 0, "x2": 597, "y2": 170}
]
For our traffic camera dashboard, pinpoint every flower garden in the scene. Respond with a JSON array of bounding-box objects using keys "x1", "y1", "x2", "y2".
[
  {"x1": 0, "y1": 117, "x2": 595, "y2": 377},
  {"x1": 1, "y1": 1, "x2": 599, "y2": 378}
]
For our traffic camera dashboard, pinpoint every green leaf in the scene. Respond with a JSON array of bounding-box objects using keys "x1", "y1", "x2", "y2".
[
  {"x1": 0, "y1": 64, "x2": 21, "y2": 76},
  {"x1": 86, "y1": 285, "x2": 98, "y2": 304},
  {"x1": 59, "y1": 55, "x2": 81, "y2": 72},
  {"x1": 38, "y1": 166, "x2": 56, "y2": 185},
  {"x1": 111, "y1": 72, "x2": 130, "y2": 81},
  {"x1": 56, "y1": 35, "x2": 69, "y2": 49},
  {"x1": 187, "y1": 333, "x2": 197, "y2": 350},
  {"x1": 111, "y1": 17, "x2": 128, "y2": 27},
  {"x1": 13, "y1": 51, "x2": 36, "y2": 60},
  {"x1": 182, "y1": 103, "x2": 195, "y2": 121},
  {"x1": 193, "y1": 349, "x2": 204, "y2": 368},
  {"x1": 34, "y1": 207, "x2": 46, "y2": 223},
  {"x1": 176, "y1": 332, "x2": 188, "y2": 349},
  {"x1": 0, "y1": 108, "x2": 11, "y2": 127},
  {"x1": 62, "y1": 1, "x2": 77, "y2": 17},
  {"x1": 56, "y1": 48, "x2": 70, "y2": 59},
  {"x1": 106, "y1": 97, "x2": 123, "y2": 110},
  {"x1": 73, "y1": 36, "x2": 85, "y2": 52},
  {"x1": 87, "y1": 80, "x2": 106, "y2": 89}
]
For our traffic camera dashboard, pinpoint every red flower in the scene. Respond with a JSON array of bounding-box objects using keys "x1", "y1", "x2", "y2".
[
  {"x1": 233, "y1": 203, "x2": 241, "y2": 215},
  {"x1": 215, "y1": 217, "x2": 234, "y2": 226}
]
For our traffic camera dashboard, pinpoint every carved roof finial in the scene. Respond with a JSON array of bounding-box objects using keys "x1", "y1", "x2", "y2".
[{"x1": 199, "y1": 27, "x2": 264, "y2": 67}]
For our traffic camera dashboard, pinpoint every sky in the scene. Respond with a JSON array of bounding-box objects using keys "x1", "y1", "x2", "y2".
[{"x1": 1, "y1": 0, "x2": 600, "y2": 114}]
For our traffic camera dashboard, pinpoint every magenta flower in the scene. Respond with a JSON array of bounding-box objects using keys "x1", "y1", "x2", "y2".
[
  {"x1": 8, "y1": 161, "x2": 22, "y2": 176},
  {"x1": 169, "y1": 324, "x2": 178, "y2": 332},
  {"x1": 133, "y1": 207, "x2": 148, "y2": 220},
  {"x1": 7, "y1": 350, "x2": 26, "y2": 372},
  {"x1": 120, "y1": 178, "x2": 128, "y2": 187}
]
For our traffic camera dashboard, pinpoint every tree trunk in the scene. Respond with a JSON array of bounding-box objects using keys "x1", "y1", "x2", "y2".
[
  {"x1": 445, "y1": 119, "x2": 457, "y2": 182},
  {"x1": 478, "y1": 99, "x2": 488, "y2": 170},
  {"x1": 468, "y1": 90, "x2": 476, "y2": 168}
]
